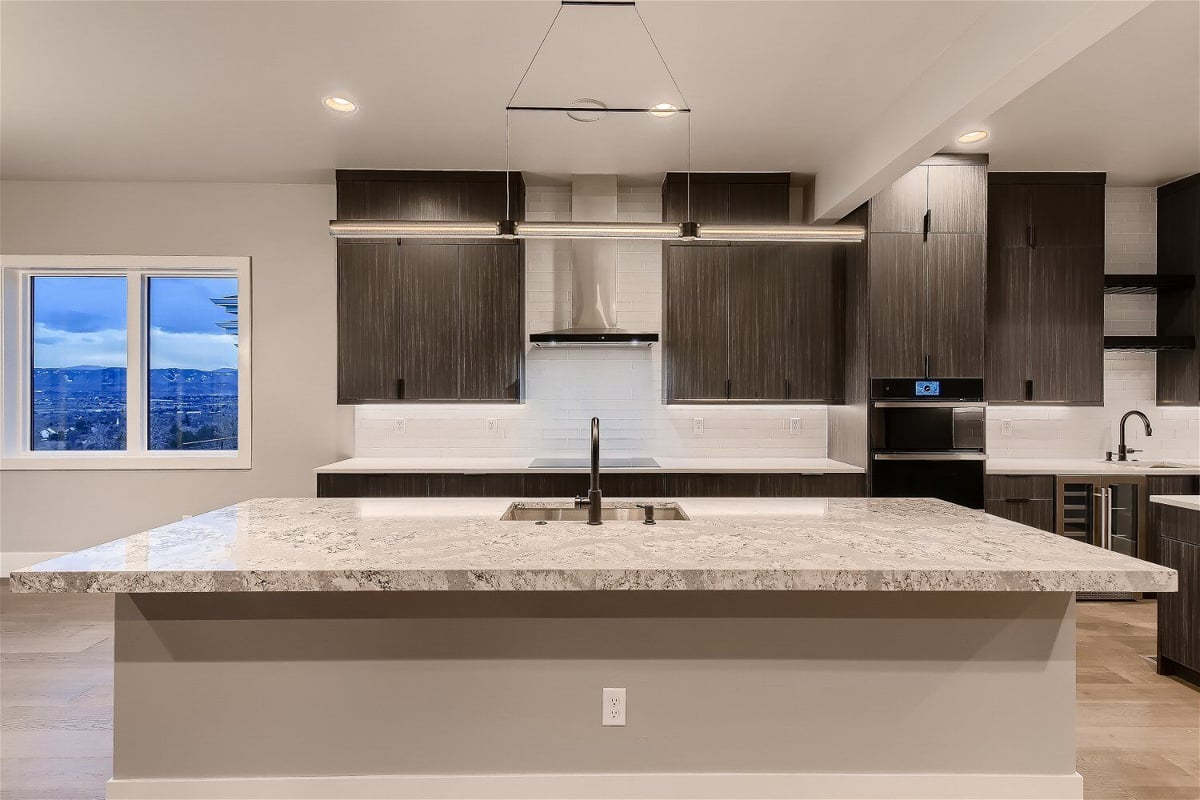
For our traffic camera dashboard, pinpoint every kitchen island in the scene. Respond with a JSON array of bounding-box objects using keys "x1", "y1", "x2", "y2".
[{"x1": 11, "y1": 497, "x2": 1175, "y2": 800}]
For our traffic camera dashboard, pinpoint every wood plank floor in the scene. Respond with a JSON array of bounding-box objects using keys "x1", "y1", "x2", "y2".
[{"x1": 1, "y1": 583, "x2": 1197, "y2": 799}]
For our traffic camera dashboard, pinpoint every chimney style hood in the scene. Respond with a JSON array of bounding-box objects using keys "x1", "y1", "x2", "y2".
[{"x1": 530, "y1": 176, "x2": 659, "y2": 348}]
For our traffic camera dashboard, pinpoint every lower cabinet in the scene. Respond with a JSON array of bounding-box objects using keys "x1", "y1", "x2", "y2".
[
  {"x1": 1156, "y1": 504, "x2": 1200, "y2": 685},
  {"x1": 317, "y1": 472, "x2": 867, "y2": 499},
  {"x1": 984, "y1": 474, "x2": 1055, "y2": 532}
]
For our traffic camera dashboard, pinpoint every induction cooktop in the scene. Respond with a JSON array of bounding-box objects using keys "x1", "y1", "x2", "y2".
[{"x1": 528, "y1": 457, "x2": 660, "y2": 469}]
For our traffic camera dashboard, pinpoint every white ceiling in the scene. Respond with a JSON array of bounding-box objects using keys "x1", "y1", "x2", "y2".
[{"x1": 2, "y1": 1, "x2": 1196, "y2": 205}]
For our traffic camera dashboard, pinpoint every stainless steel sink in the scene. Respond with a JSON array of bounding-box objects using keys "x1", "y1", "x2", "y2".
[
  {"x1": 500, "y1": 502, "x2": 690, "y2": 522},
  {"x1": 1126, "y1": 461, "x2": 1189, "y2": 469}
]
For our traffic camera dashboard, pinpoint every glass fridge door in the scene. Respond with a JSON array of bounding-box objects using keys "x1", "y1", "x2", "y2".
[
  {"x1": 1106, "y1": 480, "x2": 1141, "y2": 558},
  {"x1": 1057, "y1": 477, "x2": 1098, "y2": 544}
]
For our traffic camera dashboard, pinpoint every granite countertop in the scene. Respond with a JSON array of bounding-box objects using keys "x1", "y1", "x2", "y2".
[
  {"x1": 1150, "y1": 495, "x2": 1200, "y2": 512},
  {"x1": 10, "y1": 497, "x2": 1174, "y2": 595},
  {"x1": 314, "y1": 457, "x2": 866, "y2": 475},
  {"x1": 986, "y1": 458, "x2": 1200, "y2": 476}
]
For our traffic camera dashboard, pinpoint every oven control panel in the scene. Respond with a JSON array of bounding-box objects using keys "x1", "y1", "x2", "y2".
[
  {"x1": 871, "y1": 377, "x2": 985, "y2": 402},
  {"x1": 914, "y1": 380, "x2": 941, "y2": 397}
]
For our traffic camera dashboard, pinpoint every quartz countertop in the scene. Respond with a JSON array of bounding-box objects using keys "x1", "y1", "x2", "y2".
[
  {"x1": 314, "y1": 457, "x2": 866, "y2": 474},
  {"x1": 1150, "y1": 495, "x2": 1200, "y2": 512},
  {"x1": 10, "y1": 497, "x2": 1174, "y2": 595},
  {"x1": 986, "y1": 458, "x2": 1200, "y2": 476}
]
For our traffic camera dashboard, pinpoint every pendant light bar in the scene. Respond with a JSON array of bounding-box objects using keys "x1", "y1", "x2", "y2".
[{"x1": 329, "y1": 220, "x2": 865, "y2": 243}]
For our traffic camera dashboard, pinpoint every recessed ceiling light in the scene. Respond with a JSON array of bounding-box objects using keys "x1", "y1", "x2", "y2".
[
  {"x1": 322, "y1": 96, "x2": 358, "y2": 114},
  {"x1": 956, "y1": 130, "x2": 988, "y2": 144},
  {"x1": 648, "y1": 102, "x2": 679, "y2": 118}
]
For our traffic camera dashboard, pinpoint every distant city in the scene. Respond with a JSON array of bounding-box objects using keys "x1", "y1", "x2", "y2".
[{"x1": 32, "y1": 366, "x2": 238, "y2": 451}]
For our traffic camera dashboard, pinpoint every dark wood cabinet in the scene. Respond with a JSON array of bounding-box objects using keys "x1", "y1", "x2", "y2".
[
  {"x1": 664, "y1": 244, "x2": 844, "y2": 402},
  {"x1": 335, "y1": 171, "x2": 524, "y2": 404},
  {"x1": 1157, "y1": 174, "x2": 1200, "y2": 405},
  {"x1": 1156, "y1": 503, "x2": 1200, "y2": 685},
  {"x1": 318, "y1": 472, "x2": 867, "y2": 499},
  {"x1": 1147, "y1": 475, "x2": 1200, "y2": 564},
  {"x1": 662, "y1": 173, "x2": 790, "y2": 225},
  {"x1": 865, "y1": 157, "x2": 987, "y2": 380},
  {"x1": 986, "y1": 174, "x2": 1105, "y2": 404},
  {"x1": 984, "y1": 474, "x2": 1055, "y2": 532}
]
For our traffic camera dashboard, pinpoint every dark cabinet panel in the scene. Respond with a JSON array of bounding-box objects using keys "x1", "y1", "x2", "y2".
[
  {"x1": 1157, "y1": 503, "x2": 1200, "y2": 682},
  {"x1": 868, "y1": 234, "x2": 926, "y2": 377},
  {"x1": 985, "y1": 175, "x2": 1105, "y2": 404},
  {"x1": 727, "y1": 183, "x2": 790, "y2": 225},
  {"x1": 664, "y1": 246, "x2": 730, "y2": 400},
  {"x1": 868, "y1": 167, "x2": 927, "y2": 234},
  {"x1": 786, "y1": 246, "x2": 844, "y2": 401},
  {"x1": 728, "y1": 247, "x2": 789, "y2": 399},
  {"x1": 397, "y1": 245, "x2": 461, "y2": 400},
  {"x1": 928, "y1": 165, "x2": 987, "y2": 234},
  {"x1": 662, "y1": 174, "x2": 790, "y2": 225},
  {"x1": 1156, "y1": 174, "x2": 1200, "y2": 405},
  {"x1": 337, "y1": 245, "x2": 404, "y2": 402},
  {"x1": 985, "y1": 474, "x2": 1055, "y2": 500},
  {"x1": 1147, "y1": 476, "x2": 1200, "y2": 564},
  {"x1": 459, "y1": 245, "x2": 522, "y2": 401},
  {"x1": 985, "y1": 499, "x2": 1055, "y2": 532},
  {"x1": 1028, "y1": 245, "x2": 1104, "y2": 404},
  {"x1": 985, "y1": 248, "x2": 1031, "y2": 402},
  {"x1": 927, "y1": 234, "x2": 986, "y2": 377}
]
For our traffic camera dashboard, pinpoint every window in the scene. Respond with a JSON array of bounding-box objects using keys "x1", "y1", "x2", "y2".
[{"x1": 2, "y1": 256, "x2": 250, "y2": 469}]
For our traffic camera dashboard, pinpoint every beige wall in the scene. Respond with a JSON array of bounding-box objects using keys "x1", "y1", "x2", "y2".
[{"x1": 0, "y1": 180, "x2": 348, "y2": 558}]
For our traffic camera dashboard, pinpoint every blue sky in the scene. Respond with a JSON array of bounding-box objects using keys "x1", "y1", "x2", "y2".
[{"x1": 32, "y1": 276, "x2": 238, "y2": 371}]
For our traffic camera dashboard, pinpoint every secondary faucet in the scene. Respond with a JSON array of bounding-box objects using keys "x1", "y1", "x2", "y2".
[
  {"x1": 1114, "y1": 410, "x2": 1153, "y2": 462},
  {"x1": 574, "y1": 417, "x2": 603, "y2": 525}
]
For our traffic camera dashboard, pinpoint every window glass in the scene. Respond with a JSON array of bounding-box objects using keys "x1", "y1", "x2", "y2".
[
  {"x1": 147, "y1": 277, "x2": 239, "y2": 451},
  {"x1": 30, "y1": 276, "x2": 128, "y2": 450}
]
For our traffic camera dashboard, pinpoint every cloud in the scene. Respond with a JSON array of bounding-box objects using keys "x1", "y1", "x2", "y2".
[{"x1": 32, "y1": 323, "x2": 237, "y2": 371}]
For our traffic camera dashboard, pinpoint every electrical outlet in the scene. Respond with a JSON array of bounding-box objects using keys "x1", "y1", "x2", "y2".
[
  {"x1": 486, "y1": 418, "x2": 499, "y2": 435},
  {"x1": 602, "y1": 687, "x2": 626, "y2": 727},
  {"x1": 394, "y1": 418, "x2": 407, "y2": 435},
  {"x1": 692, "y1": 417, "x2": 704, "y2": 437},
  {"x1": 1001, "y1": 419, "x2": 1013, "y2": 437},
  {"x1": 789, "y1": 417, "x2": 802, "y2": 435}
]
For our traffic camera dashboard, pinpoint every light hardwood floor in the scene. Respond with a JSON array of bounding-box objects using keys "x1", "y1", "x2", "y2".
[{"x1": 1, "y1": 583, "x2": 1197, "y2": 800}]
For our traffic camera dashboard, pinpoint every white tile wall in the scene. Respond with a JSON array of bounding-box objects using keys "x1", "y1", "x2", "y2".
[
  {"x1": 355, "y1": 180, "x2": 829, "y2": 459},
  {"x1": 987, "y1": 187, "x2": 1200, "y2": 460}
]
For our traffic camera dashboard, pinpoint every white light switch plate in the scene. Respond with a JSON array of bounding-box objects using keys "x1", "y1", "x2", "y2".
[
  {"x1": 486, "y1": 418, "x2": 499, "y2": 435},
  {"x1": 692, "y1": 418, "x2": 704, "y2": 437},
  {"x1": 602, "y1": 687, "x2": 626, "y2": 726},
  {"x1": 1001, "y1": 419, "x2": 1013, "y2": 437},
  {"x1": 394, "y1": 419, "x2": 407, "y2": 435}
]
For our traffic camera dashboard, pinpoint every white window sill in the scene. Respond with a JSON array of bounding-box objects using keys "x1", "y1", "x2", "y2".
[{"x1": 1, "y1": 453, "x2": 251, "y2": 471}]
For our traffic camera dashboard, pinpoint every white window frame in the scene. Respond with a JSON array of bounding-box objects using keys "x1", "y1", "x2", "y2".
[{"x1": 1, "y1": 255, "x2": 251, "y2": 470}]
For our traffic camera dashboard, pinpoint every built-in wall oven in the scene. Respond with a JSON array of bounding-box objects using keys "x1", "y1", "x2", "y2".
[{"x1": 869, "y1": 378, "x2": 987, "y2": 509}]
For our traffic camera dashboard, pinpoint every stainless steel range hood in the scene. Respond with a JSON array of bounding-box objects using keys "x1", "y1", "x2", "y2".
[{"x1": 530, "y1": 176, "x2": 659, "y2": 348}]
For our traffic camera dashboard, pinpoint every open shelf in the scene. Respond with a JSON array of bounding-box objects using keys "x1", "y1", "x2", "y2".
[
  {"x1": 1104, "y1": 274, "x2": 1196, "y2": 294},
  {"x1": 1104, "y1": 335, "x2": 1196, "y2": 352}
]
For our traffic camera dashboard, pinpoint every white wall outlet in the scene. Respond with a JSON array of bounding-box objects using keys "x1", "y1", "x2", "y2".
[
  {"x1": 394, "y1": 418, "x2": 407, "y2": 435},
  {"x1": 1001, "y1": 419, "x2": 1013, "y2": 437},
  {"x1": 692, "y1": 417, "x2": 704, "y2": 437},
  {"x1": 602, "y1": 687, "x2": 626, "y2": 727},
  {"x1": 789, "y1": 417, "x2": 802, "y2": 435},
  {"x1": 486, "y1": 418, "x2": 499, "y2": 435}
]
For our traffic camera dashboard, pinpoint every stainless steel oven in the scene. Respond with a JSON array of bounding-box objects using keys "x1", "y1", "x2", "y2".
[{"x1": 869, "y1": 378, "x2": 987, "y2": 509}]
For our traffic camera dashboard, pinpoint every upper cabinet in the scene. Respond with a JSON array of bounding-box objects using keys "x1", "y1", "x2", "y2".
[
  {"x1": 335, "y1": 171, "x2": 524, "y2": 404},
  {"x1": 661, "y1": 173, "x2": 844, "y2": 403},
  {"x1": 1157, "y1": 173, "x2": 1200, "y2": 405},
  {"x1": 869, "y1": 157, "x2": 987, "y2": 235},
  {"x1": 866, "y1": 155, "x2": 988, "y2": 379},
  {"x1": 985, "y1": 174, "x2": 1105, "y2": 404},
  {"x1": 662, "y1": 173, "x2": 790, "y2": 225}
]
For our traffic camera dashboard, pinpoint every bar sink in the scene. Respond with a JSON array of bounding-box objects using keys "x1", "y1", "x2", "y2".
[{"x1": 500, "y1": 502, "x2": 690, "y2": 522}]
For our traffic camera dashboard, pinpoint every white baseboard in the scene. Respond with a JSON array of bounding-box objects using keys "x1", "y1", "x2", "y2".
[
  {"x1": 1, "y1": 551, "x2": 65, "y2": 578},
  {"x1": 106, "y1": 771, "x2": 1084, "y2": 800}
]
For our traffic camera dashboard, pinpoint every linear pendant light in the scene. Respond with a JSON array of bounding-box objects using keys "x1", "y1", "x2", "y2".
[{"x1": 327, "y1": 1, "x2": 866, "y2": 246}]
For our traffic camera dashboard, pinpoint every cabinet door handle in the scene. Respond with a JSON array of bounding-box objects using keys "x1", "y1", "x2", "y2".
[
  {"x1": 1024, "y1": 379, "x2": 1034, "y2": 402},
  {"x1": 397, "y1": 377, "x2": 405, "y2": 400},
  {"x1": 725, "y1": 377, "x2": 732, "y2": 400},
  {"x1": 785, "y1": 379, "x2": 791, "y2": 400},
  {"x1": 1028, "y1": 224, "x2": 1036, "y2": 249},
  {"x1": 1004, "y1": 498, "x2": 1032, "y2": 503},
  {"x1": 923, "y1": 209, "x2": 931, "y2": 241},
  {"x1": 924, "y1": 354, "x2": 932, "y2": 379}
]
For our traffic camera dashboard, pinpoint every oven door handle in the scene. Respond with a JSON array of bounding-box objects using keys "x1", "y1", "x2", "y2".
[
  {"x1": 872, "y1": 452, "x2": 988, "y2": 461},
  {"x1": 871, "y1": 401, "x2": 988, "y2": 409}
]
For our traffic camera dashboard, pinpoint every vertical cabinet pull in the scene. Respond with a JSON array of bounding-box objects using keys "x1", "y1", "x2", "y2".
[
  {"x1": 397, "y1": 377, "x2": 406, "y2": 400},
  {"x1": 1027, "y1": 224, "x2": 1036, "y2": 249},
  {"x1": 1024, "y1": 379, "x2": 1034, "y2": 402},
  {"x1": 923, "y1": 209, "x2": 931, "y2": 241},
  {"x1": 923, "y1": 354, "x2": 931, "y2": 378},
  {"x1": 725, "y1": 378, "x2": 732, "y2": 400},
  {"x1": 785, "y1": 379, "x2": 791, "y2": 401}
]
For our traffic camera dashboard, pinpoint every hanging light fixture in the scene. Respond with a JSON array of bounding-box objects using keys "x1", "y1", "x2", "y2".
[{"x1": 328, "y1": 1, "x2": 864, "y2": 244}]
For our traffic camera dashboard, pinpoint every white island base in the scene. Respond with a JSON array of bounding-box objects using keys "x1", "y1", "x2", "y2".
[{"x1": 107, "y1": 590, "x2": 1080, "y2": 800}]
